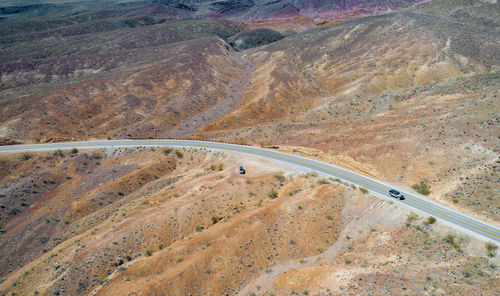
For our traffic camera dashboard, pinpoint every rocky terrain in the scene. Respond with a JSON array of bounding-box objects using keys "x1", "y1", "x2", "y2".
[
  {"x1": 0, "y1": 149, "x2": 498, "y2": 295},
  {"x1": 0, "y1": 0, "x2": 499, "y2": 294}
]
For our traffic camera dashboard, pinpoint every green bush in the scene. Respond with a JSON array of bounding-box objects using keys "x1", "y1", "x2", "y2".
[
  {"x1": 412, "y1": 182, "x2": 431, "y2": 195},
  {"x1": 70, "y1": 148, "x2": 78, "y2": 154},
  {"x1": 175, "y1": 150, "x2": 183, "y2": 158},
  {"x1": 267, "y1": 190, "x2": 278, "y2": 199},
  {"x1": 19, "y1": 152, "x2": 33, "y2": 161},
  {"x1": 317, "y1": 178, "x2": 329, "y2": 185},
  {"x1": 443, "y1": 233, "x2": 455, "y2": 244},
  {"x1": 359, "y1": 187, "x2": 368, "y2": 194},
  {"x1": 485, "y1": 242, "x2": 498, "y2": 257},
  {"x1": 162, "y1": 148, "x2": 172, "y2": 155},
  {"x1": 427, "y1": 216, "x2": 436, "y2": 224},
  {"x1": 443, "y1": 233, "x2": 463, "y2": 253}
]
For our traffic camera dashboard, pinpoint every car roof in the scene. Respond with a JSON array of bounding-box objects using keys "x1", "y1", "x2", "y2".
[{"x1": 389, "y1": 189, "x2": 399, "y2": 193}]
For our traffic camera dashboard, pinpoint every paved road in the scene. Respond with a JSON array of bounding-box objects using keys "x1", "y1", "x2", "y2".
[{"x1": 1, "y1": 139, "x2": 499, "y2": 243}]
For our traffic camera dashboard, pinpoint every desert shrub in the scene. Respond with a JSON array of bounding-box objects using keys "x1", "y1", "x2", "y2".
[
  {"x1": 162, "y1": 148, "x2": 172, "y2": 155},
  {"x1": 412, "y1": 183, "x2": 431, "y2": 195},
  {"x1": 359, "y1": 187, "x2": 368, "y2": 194},
  {"x1": 175, "y1": 150, "x2": 183, "y2": 158},
  {"x1": 317, "y1": 178, "x2": 329, "y2": 185},
  {"x1": 274, "y1": 172, "x2": 285, "y2": 182},
  {"x1": 19, "y1": 152, "x2": 33, "y2": 161},
  {"x1": 218, "y1": 163, "x2": 224, "y2": 171},
  {"x1": 209, "y1": 164, "x2": 217, "y2": 171},
  {"x1": 267, "y1": 190, "x2": 278, "y2": 199},
  {"x1": 9, "y1": 207, "x2": 20, "y2": 215},
  {"x1": 344, "y1": 258, "x2": 352, "y2": 264},
  {"x1": 196, "y1": 224, "x2": 204, "y2": 232},
  {"x1": 145, "y1": 250, "x2": 152, "y2": 256},
  {"x1": 288, "y1": 189, "x2": 301, "y2": 196},
  {"x1": 443, "y1": 233, "x2": 463, "y2": 253},
  {"x1": 53, "y1": 149, "x2": 64, "y2": 157},
  {"x1": 211, "y1": 215, "x2": 221, "y2": 224},
  {"x1": 485, "y1": 242, "x2": 498, "y2": 257},
  {"x1": 443, "y1": 233, "x2": 455, "y2": 243},
  {"x1": 91, "y1": 152, "x2": 102, "y2": 159},
  {"x1": 351, "y1": 184, "x2": 356, "y2": 190},
  {"x1": 70, "y1": 148, "x2": 78, "y2": 154},
  {"x1": 407, "y1": 213, "x2": 418, "y2": 223},
  {"x1": 426, "y1": 216, "x2": 436, "y2": 224}
]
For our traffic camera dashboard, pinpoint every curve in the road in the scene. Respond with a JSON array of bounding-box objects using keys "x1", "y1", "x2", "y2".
[{"x1": 1, "y1": 139, "x2": 498, "y2": 243}]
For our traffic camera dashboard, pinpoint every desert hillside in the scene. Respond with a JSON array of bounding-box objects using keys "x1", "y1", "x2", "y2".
[
  {"x1": 0, "y1": 0, "x2": 499, "y2": 294},
  {"x1": 0, "y1": 148, "x2": 498, "y2": 295}
]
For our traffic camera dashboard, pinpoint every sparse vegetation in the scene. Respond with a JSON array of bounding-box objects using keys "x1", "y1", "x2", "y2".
[
  {"x1": 426, "y1": 216, "x2": 436, "y2": 224},
  {"x1": 53, "y1": 149, "x2": 64, "y2": 157},
  {"x1": 70, "y1": 148, "x2": 78, "y2": 154},
  {"x1": 317, "y1": 178, "x2": 329, "y2": 184},
  {"x1": 211, "y1": 215, "x2": 221, "y2": 224},
  {"x1": 443, "y1": 233, "x2": 463, "y2": 253},
  {"x1": 267, "y1": 190, "x2": 278, "y2": 199},
  {"x1": 37, "y1": 236, "x2": 48, "y2": 243},
  {"x1": 19, "y1": 152, "x2": 33, "y2": 161},
  {"x1": 412, "y1": 183, "x2": 431, "y2": 195},
  {"x1": 1, "y1": 2, "x2": 499, "y2": 294},
  {"x1": 274, "y1": 172, "x2": 285, "y2": 182},
  {"x1": 175, "y1": 150, "x2": 183, "y2": 158},
  {"x1": 485, "y1": 242, "x2": 498, "y2": 257}
]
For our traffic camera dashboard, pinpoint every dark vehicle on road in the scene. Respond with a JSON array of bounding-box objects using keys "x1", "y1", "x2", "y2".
[
  {"x1": 239, "y1": 166, "x2": 246, "y2": 174},
  {"x1": 389, "y1": 189, "x2": 404, "y2": 200}
]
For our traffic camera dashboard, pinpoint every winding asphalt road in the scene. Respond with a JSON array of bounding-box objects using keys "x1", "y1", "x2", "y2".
[{"x1": 1, "y1": 139, "x2": 498, "y2": 243}]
